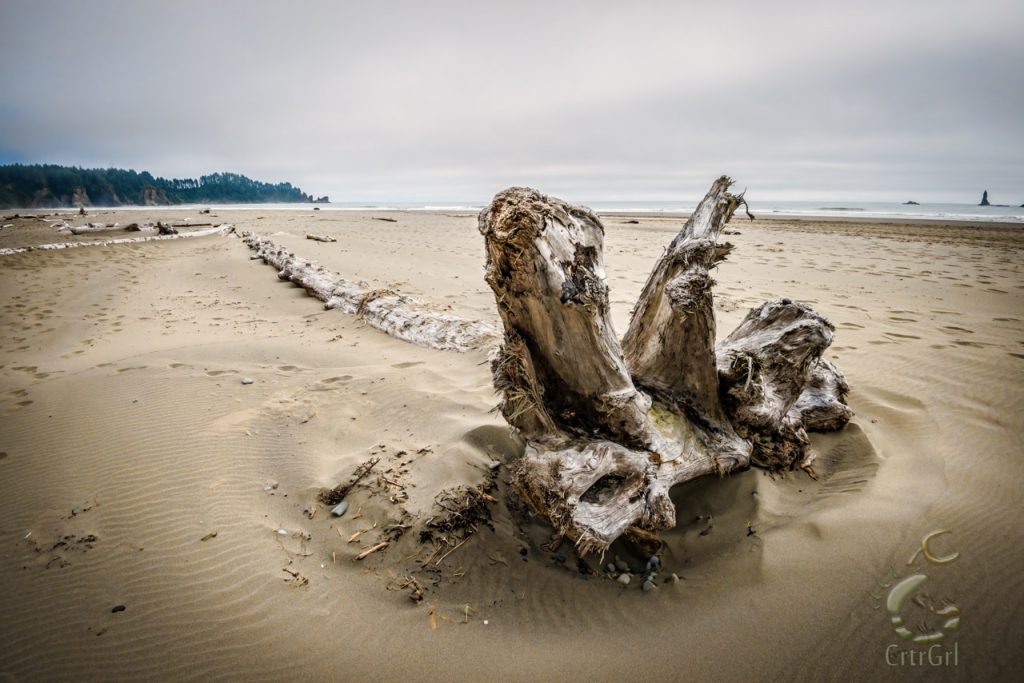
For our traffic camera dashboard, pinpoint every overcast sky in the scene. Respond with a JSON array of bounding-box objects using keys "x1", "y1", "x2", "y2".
[{"x1": 1, "y1": 0, "x2": 1021, "y2": 203}]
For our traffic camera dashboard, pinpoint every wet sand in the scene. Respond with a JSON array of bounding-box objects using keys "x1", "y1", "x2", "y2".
[{"x1": 0, "y1": 208, "x2": 1021, "y2": 681}]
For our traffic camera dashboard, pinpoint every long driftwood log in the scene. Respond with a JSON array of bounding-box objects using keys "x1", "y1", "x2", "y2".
[
  {"x1": 240, "y1": 231, "x2": 498, "y2": 352},
  {"x1": 0, "y1": 224, "x2": 235, "y2": 256},
  {"x1": 479, "y1": 177, "x2": 851, "y2": 554}
]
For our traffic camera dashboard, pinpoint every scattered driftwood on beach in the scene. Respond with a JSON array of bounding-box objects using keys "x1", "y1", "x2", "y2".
[
  {"x1": 240, "y1": 231, "x2": 498, "y2": 352},
  {"x1": 0, "y1": 224, "x2": 235, "y2": 256},
  {"x1": 479, "y1": 177, "x2": 852, "y2": 554}
]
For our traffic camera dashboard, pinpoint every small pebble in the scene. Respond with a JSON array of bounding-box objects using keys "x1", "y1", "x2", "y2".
[
  {"x1": 671, "y1": 573, "x2": 680, "y2": 583},
  {"x1": 241, "y1": 378, "x2": 254, "y2": 385},
  {"x1": 111, "y1": 605, "x2": 126, "y2": 613},
  {"x1": 642, "y1": 580, "x2": 655, "y2": 592},
  {"x1": 648, "y1": 555, "x2": 661, "y2": 568},
  {"x1": 276, "y1": 528, "x2": 288, "y2": 536},
  {"x1": 330, "y1": 501, "x2": 349, "y2": 517},
  {"x1": 615, "y1": 560, "x2": 629, "y2": 573},
  {"x1": 617, "y1": 573, "x2": 631, "y2": 586},
  {"x1": 606, "y1": 563, "x2": 616, "y2": 573}
]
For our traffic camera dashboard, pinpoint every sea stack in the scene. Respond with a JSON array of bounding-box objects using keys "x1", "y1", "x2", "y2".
[{"x1": 979, "y1": 190, "x2": 991, "y2": 206}]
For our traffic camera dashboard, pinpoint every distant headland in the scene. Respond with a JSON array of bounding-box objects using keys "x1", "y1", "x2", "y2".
[{"x1": 0, "y1": 164, "x2": 328, "y2": 209}]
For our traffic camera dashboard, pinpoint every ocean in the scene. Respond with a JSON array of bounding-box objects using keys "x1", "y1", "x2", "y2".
[
  {"x1": 61, "y1": 200, "x2": 1024, "y2": 223},
  {"x1": 313, "y1": 200, "x2": 1024, "y2": 223}
]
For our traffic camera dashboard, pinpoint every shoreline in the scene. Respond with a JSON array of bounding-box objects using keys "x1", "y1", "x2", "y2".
[{"x1": 5, "y1": 205, "x2": 1023, "y2": 228}]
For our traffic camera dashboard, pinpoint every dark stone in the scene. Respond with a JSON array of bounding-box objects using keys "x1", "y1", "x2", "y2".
[
  {"x1": 902, "y1": 200, "x2": 919, "y2": 205},
  {"x1": 979, "y1": 190, "x2": 990, "y2": 206},
  {"x1": 111, "y1": 604, "x2": 126, "y2": 613}
]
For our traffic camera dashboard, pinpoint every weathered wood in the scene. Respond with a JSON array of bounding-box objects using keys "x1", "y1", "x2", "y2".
[
  {"x1": 716, "y1": 299, "x2": 838, "y2": 471},
  {"x1": 622, "y1": 175, "x2": 749, "y2": 467},
  {"x1": 241, "y1": 231, "x2": 498, "y2": 352},
  {"x1": 789, "y1": 357, "x2": 853, "y2": 433},
  {"x1": 305, "y1": 233, "x2": 337, "y2": 243},
  {"x1": 68, "y1": 222, "x2": 116, "y2": 235},
  {"x1": 480, "y1": 179, "x2": 852, "y2": 554},
  {"x1": 0, "y1": 224, "x2": 234, "y2": 256},
  {"x1": 479, "y1": 188, "x2": 663, "y2": 453}
]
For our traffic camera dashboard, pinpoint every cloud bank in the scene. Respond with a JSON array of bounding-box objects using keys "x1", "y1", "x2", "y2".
[{"x1": 1, "y1": 0, "x2": 1022, "y2": 203}]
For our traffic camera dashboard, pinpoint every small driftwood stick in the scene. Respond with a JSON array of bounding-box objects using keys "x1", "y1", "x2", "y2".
[{"x1": 354, "y1": 541, "x2": 389, "y2": 560}]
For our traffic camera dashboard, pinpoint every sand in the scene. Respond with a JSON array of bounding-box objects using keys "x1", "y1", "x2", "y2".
[{"x1": 0, "y1": 208, "x2": 1021, "y2": 681}]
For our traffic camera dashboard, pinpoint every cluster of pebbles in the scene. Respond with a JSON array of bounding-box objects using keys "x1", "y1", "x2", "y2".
[{"x1": 606, "y1": 554, "x2": 679, "y2": 592}]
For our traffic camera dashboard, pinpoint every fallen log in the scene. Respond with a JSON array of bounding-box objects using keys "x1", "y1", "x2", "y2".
[
  {"x1": 240, "y1": 231, "x2": 498, "y2": 352},
  {"x1": 479, "y1": 178, "x2": 851, "y2": 554},
  {"x1": 0, "y1": 224, "x2": 235, "y2": 256},
  {"x1": 305, "y1": 233, "x2": 337, "y2": 243},
  {"x1": 68, "y1": 222, "x2": 116, "y2": 235}
]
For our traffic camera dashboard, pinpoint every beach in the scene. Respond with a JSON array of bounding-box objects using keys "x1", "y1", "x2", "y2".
[{"x1": 0, "y1": 208, "x2": 1021, "y2": 681}]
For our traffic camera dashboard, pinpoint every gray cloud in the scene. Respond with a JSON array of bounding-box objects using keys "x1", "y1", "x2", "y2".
[{"x1": 1, "y1": 0, "x2": 1022, "y2": 202}]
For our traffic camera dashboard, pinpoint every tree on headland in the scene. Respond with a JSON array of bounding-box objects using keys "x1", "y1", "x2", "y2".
[{"x1": 0, "y1": 164, "x2": 316, "y2": 208}]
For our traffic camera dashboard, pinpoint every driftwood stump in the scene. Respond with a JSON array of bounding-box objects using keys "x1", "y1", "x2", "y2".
[{"x1": 479, "y1": 177, "x2": 851, "y2": 554}]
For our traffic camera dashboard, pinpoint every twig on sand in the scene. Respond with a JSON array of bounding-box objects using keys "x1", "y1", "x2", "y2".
[
  {"x1": 435, "y1": 534, "x2": 473, "y2": 566},
  {"x1": 319, "y1": 457, "x2": 381, "y2": 506},
  {"x1": 355, "y1": 541, "x2": 389, "y2": 560}
]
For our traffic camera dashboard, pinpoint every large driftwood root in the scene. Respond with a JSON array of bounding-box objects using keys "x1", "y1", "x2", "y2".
[
  {"x1": 480, "y1": 178, "x2": 852, "y2": 554},
  {"x1": 240, "y1": 231, "x2": 498, "y2": 352}
]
